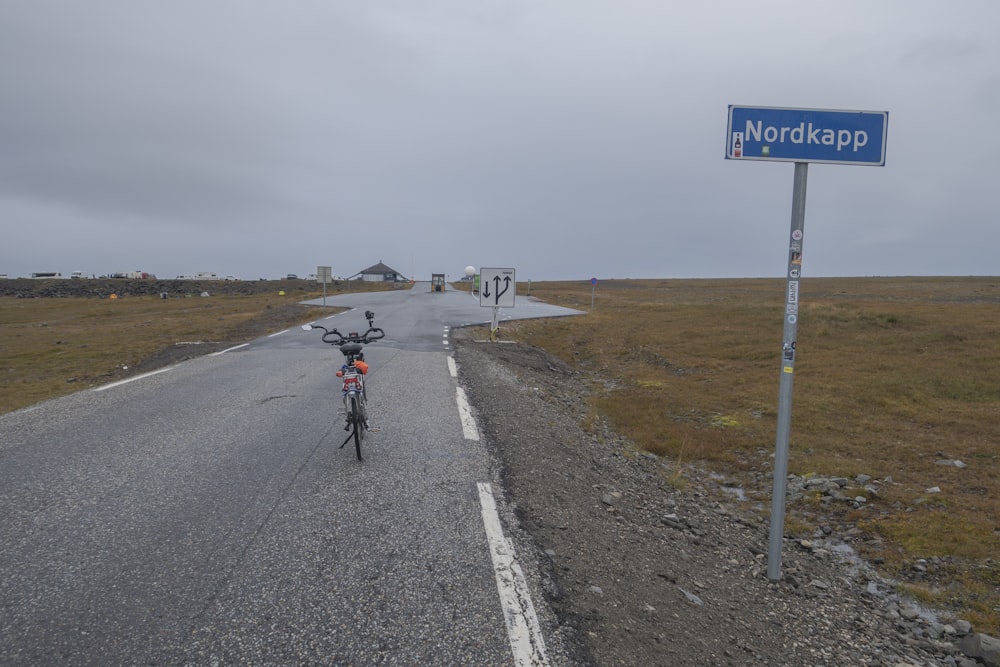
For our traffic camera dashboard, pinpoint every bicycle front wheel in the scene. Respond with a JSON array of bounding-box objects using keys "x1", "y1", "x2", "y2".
[{"x1": 350, "y1": 395, "x2": 363, "y2": 461}]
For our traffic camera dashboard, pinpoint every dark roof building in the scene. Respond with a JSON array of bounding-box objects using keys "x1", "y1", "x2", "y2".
[{"x1": 350, "y1": 260, "x2": 407, "y2": 282}]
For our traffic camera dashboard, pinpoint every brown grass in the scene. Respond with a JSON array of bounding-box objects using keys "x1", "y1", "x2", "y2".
[
  {"x1": 4, "y1": 277, "x2": 1000, "y2": 630},
  {"x1": 508, "y1": 277, "x2": 1000, "y2": 632},
  {"x1": 0, "y1": 291, "x2": 336, "y2": 413}
]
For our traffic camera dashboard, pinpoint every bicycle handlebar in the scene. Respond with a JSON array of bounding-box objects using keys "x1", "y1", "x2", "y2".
[{"x1": 304, "y1": 323, "x2": 385, "y2": 346}]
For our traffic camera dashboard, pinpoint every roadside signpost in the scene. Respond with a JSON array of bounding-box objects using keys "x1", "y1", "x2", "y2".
[
  {"x1": 480, "y1": 267, "x2": 515, "y2": 341},
  {"x1": 590, "y1": 277, "x2": 597, "y2": 312},
  {"x1": 727, "y1": 105, "x2": 888, "y2": 581},
  {"x1": 316, "y1": 265, "x2": 332, "y2": 306}
]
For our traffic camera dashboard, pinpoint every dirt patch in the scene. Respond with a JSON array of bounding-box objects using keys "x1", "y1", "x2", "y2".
[
  {"x1": 132, "y1": 303, "x2": 332, "y2": 374},
  {"x1": 453, "y1": 331, "x2": 983, "y2": 667}
]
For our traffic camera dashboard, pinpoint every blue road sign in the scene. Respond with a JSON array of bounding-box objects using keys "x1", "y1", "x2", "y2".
[{"x1": 726, "y1": 106, "x2": 887, "y2": 166}]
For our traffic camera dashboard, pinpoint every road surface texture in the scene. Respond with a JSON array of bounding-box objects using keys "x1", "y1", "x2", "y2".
[{"x1": 0, "y1": 284, "x2": 579, "y2": 665}]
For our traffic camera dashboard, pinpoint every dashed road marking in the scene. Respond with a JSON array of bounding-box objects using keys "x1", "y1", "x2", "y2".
[
  {"x1": 477, "y1": 482, "x2": 550, "y2": 667},
  {"x1": 455, "y1": 387, "x2": 480, "y2": 441},
  {"x1": 93, "y1": 368, "x2": 172, "y2": 392},
  {"x1": 449, "y1": 356, "x2": 548, "y2": 663},
  {"x1": 211, "y1": 343, "x2": 249, "y2": 356}
]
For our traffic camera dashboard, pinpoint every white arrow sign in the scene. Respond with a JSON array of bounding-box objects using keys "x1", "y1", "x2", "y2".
[{"x1": 479, "y1": 268, "x2": 515, "y2": 308}]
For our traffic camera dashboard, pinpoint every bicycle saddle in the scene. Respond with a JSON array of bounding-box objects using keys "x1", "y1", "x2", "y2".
[{"x1": 339, "y1": 342, "x2": 364, "y2": 355}]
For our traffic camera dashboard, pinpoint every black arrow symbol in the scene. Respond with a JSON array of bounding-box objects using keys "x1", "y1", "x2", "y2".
[
  {"x1": 482, "y1": 280, "x2": 491, "y2": 298},
  {"x1": 494, "y1": 276, "x2": 511, "y2": 305},
  {"x1": 492, "y1": 276, "x2": 510, "y2": 304}
]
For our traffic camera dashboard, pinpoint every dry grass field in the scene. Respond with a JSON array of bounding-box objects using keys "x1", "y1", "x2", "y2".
[
  {"x1": 3, "y1": 277, "x2": 999, "y2": 631},
  {"x1": 506, "y1": 277, "x2": 1000, "y2": 633},
  {"x1": 0, "y1": 290, "x2": 337, "y2": 414}
]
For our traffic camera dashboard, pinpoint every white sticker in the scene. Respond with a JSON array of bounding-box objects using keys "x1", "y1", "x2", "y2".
[{"x1": 792, "y1": 230, "x2": 803, "y2": 241}]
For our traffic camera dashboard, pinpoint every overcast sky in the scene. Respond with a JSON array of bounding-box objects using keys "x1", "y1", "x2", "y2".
[{"x1": 2, "y1": 1, "x2": 998, "y2": 281}]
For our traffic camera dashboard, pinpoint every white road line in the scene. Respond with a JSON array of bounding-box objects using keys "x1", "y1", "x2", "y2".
[
  {"x1": 477, "y1": 482, "x2": 550, "y2": 667},
  {"x1": 447, "y1": 356, "x2": 458, "y2": 378},
  {"x1": 211, "y1": 343, "x2": 249, "y2": 356},
  {"x1": 93, "y1": 368, "x2": 172, "y2": 392},
  {"x1": 455, "y1": 387, "x2": 480, "y2": 441},
  {"x1": 268, "y1": 329, "x2": 289, "y2": 337}
]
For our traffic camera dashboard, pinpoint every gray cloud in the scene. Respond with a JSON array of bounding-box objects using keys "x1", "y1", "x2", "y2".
[{"x1": 1, "y1": 0, "x2": 998, "y2": 281}]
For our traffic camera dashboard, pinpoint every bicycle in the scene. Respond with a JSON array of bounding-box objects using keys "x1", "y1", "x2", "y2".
[{"x1": 302, "y1": 310, "x2": 385, "y2": 460}]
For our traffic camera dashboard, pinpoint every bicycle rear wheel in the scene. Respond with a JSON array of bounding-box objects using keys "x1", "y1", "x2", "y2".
[{"x1": 350, "y1": 395, "x2": 363, "y2": 460}]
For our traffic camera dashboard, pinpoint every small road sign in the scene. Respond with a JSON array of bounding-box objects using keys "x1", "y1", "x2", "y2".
[
  {"x1": 726, "y1": 106, "x2": 888, "y2": 166},
  {"x1": 480, "y1": 268, "x2": 515, "y2": 308}
]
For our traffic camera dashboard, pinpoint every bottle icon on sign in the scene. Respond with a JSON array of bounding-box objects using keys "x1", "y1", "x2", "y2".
[{"x1": 733, "y1": 133, "x2": 743, "y2": 158}]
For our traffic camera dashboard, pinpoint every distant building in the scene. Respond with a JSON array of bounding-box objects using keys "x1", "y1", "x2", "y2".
[{"x1": 349, "y1": 261, "x2": 406, "y2": 282}]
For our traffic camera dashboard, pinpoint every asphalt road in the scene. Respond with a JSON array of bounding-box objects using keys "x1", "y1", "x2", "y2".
[{"x1": 0, "y1": 283, "x2": 581, "y2": 665}]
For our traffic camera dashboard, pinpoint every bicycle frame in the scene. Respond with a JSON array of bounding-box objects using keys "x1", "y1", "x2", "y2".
[{"x1": 302, "y1": 319, "x2": 383, "y2": 461}]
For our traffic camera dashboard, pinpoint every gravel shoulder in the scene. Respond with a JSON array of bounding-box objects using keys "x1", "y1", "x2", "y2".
[{"x1": 452, "y1": 331, "x2": 986, "y2": 667}]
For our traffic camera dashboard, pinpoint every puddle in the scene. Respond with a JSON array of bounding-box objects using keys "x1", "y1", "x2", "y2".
[
  {"x1": 720, "y1": 486, "x2": 746, "y2": 501},
  {"x1": 710, "y1": 473, "x2": 747, "y2": 501}
]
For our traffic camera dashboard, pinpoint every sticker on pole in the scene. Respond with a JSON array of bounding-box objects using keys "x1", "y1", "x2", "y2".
[{"x1": 480, "y1": 268, "x2": 516, "y2": 308}]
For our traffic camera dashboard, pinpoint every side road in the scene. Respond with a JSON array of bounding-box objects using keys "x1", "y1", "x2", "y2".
[{"x1": 452, "y1": 331, "x2": 997, "y2": 667}]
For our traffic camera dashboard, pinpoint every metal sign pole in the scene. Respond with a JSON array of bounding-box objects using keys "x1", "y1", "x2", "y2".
[
  {"x1": 767, "y1": 161, "x2": 808, "y2": 581},
  {"x1": 490, "y1": 306, "x2": 500, "y2": 342}
]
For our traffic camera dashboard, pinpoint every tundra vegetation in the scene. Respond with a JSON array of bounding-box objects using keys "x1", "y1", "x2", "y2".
[
  {"x1": 0, "y1": 282, "x2": 365, "y2": 412},
  {"x1": 3, "y1": 276, "x2": 998, "y2": 633},
  {"x1": 507, "y1": 277, "x2": 1000, "y2": 635}
]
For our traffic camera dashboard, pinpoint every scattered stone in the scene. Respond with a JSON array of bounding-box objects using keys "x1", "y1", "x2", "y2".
[
  {"x1": 601, "y1": 491, "x2": 622, "y2": 506},
  {"x1": 959, "y1": 633, "x2": 1000, "y2": 667},
  {"x1": 678, "y1": 588, "x2": 704, "y2": 606},
  {"x1": 588, "y1": 585, "x2": 604, "y2": 596}
]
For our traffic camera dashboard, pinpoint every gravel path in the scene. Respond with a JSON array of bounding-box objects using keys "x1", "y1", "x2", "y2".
[{"x1": 453, "y1": 332, "x2": 989, "y2": 667}]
